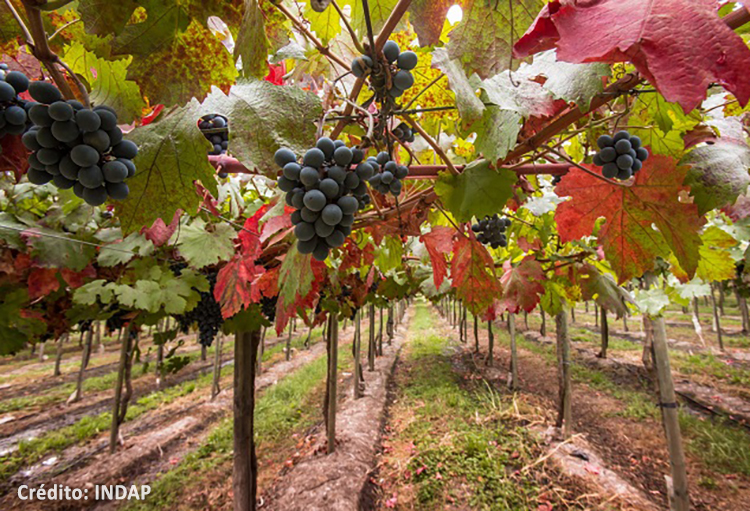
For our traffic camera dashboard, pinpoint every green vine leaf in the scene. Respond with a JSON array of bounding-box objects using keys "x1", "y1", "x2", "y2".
[
  {"x1": 235, "y1": 0, "x2": 271, "y2": 79},
  {"x1": 683, "y1": 140, "x2": 750, "y2": 216},
  {"x1": 174, "y1": 218, "x2": 236, "y2": 269},
  {"x1": 120, "y1": 100, "x2": 218, "y2": 235},
  {"x1": 435, "y1": 160, "x2": 517, "y2": 223}
]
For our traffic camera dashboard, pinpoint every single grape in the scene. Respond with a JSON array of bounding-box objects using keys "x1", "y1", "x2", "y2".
[
  {"x1": 369, "y1": 174, "x2": 382, "y2": 186},
  {"x1": 632, "y1": 159, "x2": 643, "y2": 172},
  {"x1": 4, "y1": 105, "x2": 26, "y2": 125},
  {"x1": 397, "y1": 51, "x2": 418, "y2": 70},
  {"x1": 48, "y1": 101, "x2": 74, "y2": 122},
  {"x1": 70, "y1": 144, "x2": 100, "y2": 167},
  {"x1": 29, "y1": 105, "x2": 53, "y2": 127},
  {"x1": 616, "y1": 154, "x2": 633, "y2": 170},
  {"x1": 297, "y1": 237, "x2": 317, "y2": 255},
  {"x1": 105, "y1": 181, "x2": 129, "y2": 200},
  {"x1": 393, "y1": 70, "x2": 414, "y2": 90},
  {"x1": 383, "y1": 41, "x2": 400, "y2": 63},
  {"x1": 356, "y1": 162, "x2": 374, "y2": 180},
  {"x1": 83, "y1": 186, "x2": 108, "y2": 206},
  {"x1": 314, "y1": 217, "x2": 335, "y2": 237},
  {"x1": 102, "y1": 161, "x2": 128, "y2": 183},
  {"x1": 381, "y1": 171, "x2": 394, "y2": 184},
  {"x1": 303, "y1": 148, "x2": 325, "y2": 168},
  {"x1": 630, "y1": 136, "x2": 642, "y2": 149},
  {"x1": 319, "y1": 178, "x2": 340, "y2": 199},
  {"x1": 312, "y1": 241, "x2": 329, "y2": 262},
  {"x1": 22, "y1": 130, "x2": 41, "y2": 151},
  {"x1": 617, "y1": 167, "x2": 632, "y2": 180},
  {"x1": 613, "y1": 130, "x2": 630, "y2": 142},
  {"x1": 73, "y1": 182, "x2": 85, "y2": 199},
  {"x1": 4, "y1": 71, "x2": 29, "y2": 93},
  {"x1": 316, "y1": 137, "x2": 336, "y2": 159},
  {"x1": 283, "y1": 162, "x2": 301, "y2": 181},
  {"x1": 26, "y1": 168, "x2": 53, "y2": 185},
  {"x1": 333, "y1": 146, "x2": 353, "y2": 166},
  {"x1": 0, "y1": 81, "x2": 17, "y2": 102},
  {"x1": 73, "y1": 109, "x2": 100, "y2": 133},
  {"x1": 35, "y1": 127, "x2": 58, "y2": 148},
  {"x1": 29, "y1": 81, "x2": 63, "y2": 104},
  {"x1": 596, "y1": 135, "x2": 614, "y2": 149},
  {"x1": 118, "y1": 158, "x2": 136, "y2": 178},
  {"x1": 602, "y1": 162, "x2": 618, "y2": 179},
  {"x1": 295, "y1": 222, "x2": 316, "y2": 242},
  {"x1": 300, "y1": 166, "x2": 320, "y2": 187},
  {"x1": 334, "y1": 140, "x2": 346, "y2": 149},
  {"x1": 59, "y1": 155, "x2": 79, "y2": 180},
  {"x1": 303, "y1": 189, "x2": 326, "y2": 212},
  {"x1": 614, "y1": 138, "x2": 632, "y2": 154},
  {"x1": 53, "y1": 173, "x2": 76, "y2": 189},
  {"x1": 112, "y1": 140, "x2": 138, "y2": 159},
  {"x1": 389, "y1": 180, "x2": 402, "y2": 195},
  {"x1": 376, "y1": 152, "x2": 390, "y2": 165},
  {"x1": 291, "y1": 210, "x2": 302, "y2": 225},
  {"x1": 321, "y1": 204, "x2": 343, "y2": 226},
  {"x1": 599, "y1": 147, "x2": 617, "y2": 163},
  {"x1": 52, "y1": 120, "x2": 81, "y2": 143},
  {"x1": 337, "y1": 196, "x2": 358, "y2": 215},
  {"x1": 96, "y1": 110, "x2": 118, "y2": 130},
  {"x1": 300, "y1": 207, "x2": 319, "y2": 223},
  {"x1": 325, "y1": 165, "x2": 344, "y2": 184},
  {"x1": 351, "y1": 148, "x2": 364, "y2": 164},
  {"x1": 388, "y1": 87, "x2": 404, "y2": 98},
  {"x1": 636, "y1": 147, "x2": 649, "y2": 161},
  {"x1": 36, "y1": 148, "x2": 61, "y2": 165},
  {"x1": 275, "y1": 149, "x2": 298, "y2": 169},
  {"x1": 326, "y1": 229, "x2": 346, "y2": 248},
  {"x1": 351, "y1": 56, "x2": 373, "y2": 78},
  {"x1": 78, "y1": 165, "x2": 104, "y2": 189}
]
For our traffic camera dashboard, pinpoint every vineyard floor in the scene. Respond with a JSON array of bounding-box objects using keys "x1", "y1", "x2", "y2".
[{"x1": 2, "y1": 302, "x2": 750, "y2": 510}]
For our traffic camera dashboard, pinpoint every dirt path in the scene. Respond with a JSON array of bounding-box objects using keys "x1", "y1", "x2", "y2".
[
  {"x1": 476, "y1": 314, "x2": 750, "y2": 510},
  {"x1": 262, "y1": 310, "x2": 411, "y2": 511}
]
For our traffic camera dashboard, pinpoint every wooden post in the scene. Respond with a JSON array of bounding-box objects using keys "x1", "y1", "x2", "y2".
[
  {"x1": 53, "y1": 333, "x2": 66, "y2": 376},
  {"x1": 387, "y1": 305, "x2": 394, "y2": 345},
  {"x1": 540, "y1": 309, "x2": 547, "y2": 336},
  {"x1": 623, "y1": 313, "x2": 629, "y2": 332},
  {"x1": 691, "y1": 297, "x2": 706, "y2": 346},
  {"x1": 645, "y1": 275, "x2": 690, "y2": 511},
  {"x1": 739, "y1": 291, "x2": 750, "y2": 334},
  {"x1": 71, "y1": 328, "x2": 93, "y2": 403},
  {"x1": 570, "y1": 306, "x2": 576, "y2": 324},
  {"x1": 38, "y1": 340, "x2": 45, "y2": 362},
  {"x1": 598, "y1": 307, "x2": 609, "y2": 358},
  {"x1": 473, "y1": 315, "x2": 479, "y2": 353},
  {"x1": 96, "y1": 321, "x2": 103, "y2": 353},
  {"x1": 325, "y1": 314, "x2": 338, "y2": 454},
  {"x1": 508, "y1": 313, "x2": 518, "y2": 390},
  {"x1": 285, "y1": 319, "x2": 292, "y2": 361},
  {"x1": 710, "y1": 283, "x2": 724, "y2": 351},
  {"x1": 378, "y1": 306, "x2": 383, "y2": 356},
  {"x1": 459, "y1": 303, "x2": 464, "y2": 343},
  {"x1": 718, "y1": 283, "x2": 725, "y2": 315},
  {"x1": 354, "y1": 311, "x2": 363, "y2": 398},
  {"x1": 201, "y1": 344, "x2": 207, "y2": 362},
  {"x1": 486, "y1": 320, "x2": 494, "y2": 366},
  {"x1": 523, "y1": 311, "x2": 529, "y2": 330},
  {"x1": 555, "y1": 310, "x2": 572, "y2": 438},
  {"x1": 257, "y1": 326, "x2": 266, "y2": 373},
  {"x1": 211, "y1": 334, "x2": 223, "y2": 400},
  {"x1": 368, "y1": 304, "x2": 375, "y2": 371},
  {"x1": 463, "y1": 306, "x2": 468, "y2": 342},
  {"x1": 233, "y1": 326, "x2": 261, "y2": 511},
  {"x1": 110, "y1": 324, "x2": 132, "y2": 453},
  {"x1": 594, "y1": 303, "x2": 599, "y2": 328}
]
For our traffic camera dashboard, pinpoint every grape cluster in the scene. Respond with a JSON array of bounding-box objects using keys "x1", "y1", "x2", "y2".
[
  {"x1": 275, "y1": 138, "x2": 371, "y2": 261},
  {"x1": 0, "y1": 64, "x2": 32, "y2": 142},
  {"x1": 367, "y1": 151, "x2": 408, "y2": 197},
  {"x1": 261, "y1": 295, "x2": 278, "y2": 322},
  {"x1": 351, "y1": 40, "x2": 417, "y2": 102},
  {"x1": 472, "y1": 215, "x2": 510, "y2": 249},
  {"x1": 392, "y1": 122, "x2": 415, "y2": 144},
  {"x1": 105, "y1": 309, "x2": 128, "y2": 333},
  {"x1": 594, "y1": 130, "x2": 649, "y2": 180},
  {"x1": 21, "y1": 81, "x2": 138, "y2": 206},
  {"x1": 174, "y1": 271, "x2": 223, "y2": 347},
  {"x1": 199, "y1": 114, "x2": 229, "y2": 178}
]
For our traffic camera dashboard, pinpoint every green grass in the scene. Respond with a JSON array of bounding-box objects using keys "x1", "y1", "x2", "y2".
[
  {"x1": 679, "y1": 414, "x2": 750, "y2": 476},
  {"x1": 671, "y1": 353, "x2": 750, "y2": 387},
  {"x1": 0, "y1": 359, "x2": 234, "y2": 483},
  {"x1": 260, "y1": 326, "x2": 324, "y2": 363},
  {"x1": 391, "y1": 303, "x2": 545, "y2": 510},
  {"x1": 124, "y1": 332, "x2": 354, "y2": 511}
]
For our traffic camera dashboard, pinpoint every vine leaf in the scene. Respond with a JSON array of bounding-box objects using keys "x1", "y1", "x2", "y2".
[
  {"x1": 576, "y1": 264, "x2": 631, "y2": 318},
  {"x1": 27, "y1": 268, "x2": 61, "y2": 300},
  {"x1": 97, "y1": 231, "x2": 154, "y2": 267},
  {"x1": 409, "y1": 0, "x2": 454, "y2": 47},
  {"x1": 77, "y1": 0, "x2": 137, "y2": 36},
  {"x1": 62, "y1": 42, "x2": 146, "y2": 124},
  {"x1": 671, "y1": 227, "x2": 737, "y2": 283},
  {"x1": 431, "y1": 48, "x2": 484, "y2": 131},
  {"x1": 451, "y1": 234, "x2": 501, "y2": 315},
  {"x1": 555, "y1": 156, "x2": 705, "y2": 284},
  {"x1": 514, "y1": 0, "x2": 750, "y2": 112},
  {"x1": 235, "y1": 0, "x2": 270, "y2": 79},
  {"x1": 435, "y1": 160, "x2": 517, "y2": 223},
  {"x1": 174, "y1": 218, "x2": 235, "y2": 269},
  {"x1": 275, "y1": 245, "x2": 326, "y2": 334},
  {"x1": 497, "y1": 257, "x2": 545, "y2": 314},
  {"x1": 21, "y1": 227, "x2": 96, "y2": 271},
  {"x1": 141, "y1": 210, "x2": 182, "y2": 247},
  {"x1": 447, "y1": 0, "x2": 544, "y2": 79},
  {"x1": 307, "y1": 0, "x2": 350, "y2": 44},
  {"x1": 682, "y1": 140, "x2": 750, "y2": 215},
  {"x1": 200, "y1": 80, "x2": 322, "y2": 178},
  {"x1": 352, "y1": 0, "x2": 400, "y2": 37},
  {"x1": 420, "y1": 226, "x2": 455, "y2": 289},
  {"x1": 120, "y1": 100, "x2": 218, "y2": 235}
]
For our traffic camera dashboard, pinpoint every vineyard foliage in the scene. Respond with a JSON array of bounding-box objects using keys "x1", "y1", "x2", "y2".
[{"x1": 1, "y1": 0, "x2": 750, "y2": 353}]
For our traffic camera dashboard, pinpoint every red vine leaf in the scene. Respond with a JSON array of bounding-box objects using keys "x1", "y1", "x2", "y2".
[
  {"x1": 141, "y1": 209, "x2": 182, "y2": 247},
  {"x1": 450, "y1": 234, "x2": 501, "y2": 314},
  {"x1": 420, "y1": 227, "x2": 455, "y2": 289},
  {"x1": 61, "y1": 265, "x2": 97, "y2": 289},
  {"x1": 497, "y1": 257, "x2": 545, "y2": 314},
  {"x1": 28, "y1": 268, "x2": 60, "y2": 300},
  {"x1": 514, "y1": 0, "x2": 750, "y2": 112},
  {"x1": 555, "y1": 156, "x2": 705, "y2": 283},
  {"x1": 0, "y1": 135, "x2": 30, "y2": 180},
  {"x1": 260, "y1": 205, "x2": 293, "y2": 243}
]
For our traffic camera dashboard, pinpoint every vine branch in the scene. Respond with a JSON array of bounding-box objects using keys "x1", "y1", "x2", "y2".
[{"x1": 402, "y1": 113, "x2": 458, "y2": 175}]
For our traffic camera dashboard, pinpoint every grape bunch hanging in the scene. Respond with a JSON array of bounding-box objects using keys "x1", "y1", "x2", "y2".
[
  {"x1": 0, "y1": 64, "x2": 33, "y2": 143},
  {"x1": 199, "y1": 113, "x2": 229, "y2": 178},
  {"x1": 351, "y1": 40, "x2": 417, "y2": 102},
  {"x1": 393, "y1": 122, "x2": 415, "y2": 144},
  {"x1": 367, "y1": 151, "x2": 408, "y2": 197},
  {"x1": 275, "y1": 138, "x2": 371, "y2": 261},
  {"x1": 594, "y1": 130, "x2": 649, "y2": 181},
  {"x1": 19, "y1": 80, "x2": 138, "y2": 206},
  {"x1": 174, "y1": 270, "x2": 223, "y2": 347},
  {"x1": 472, "y1": 215, "x2": 510, "y2": 249}
]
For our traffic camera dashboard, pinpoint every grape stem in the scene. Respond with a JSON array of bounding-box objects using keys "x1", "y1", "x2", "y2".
[
  {"x1": 343, "y1": 98, "x2": 375, "y2": 141},
  {"x1": 401, "y1": 113, "x2": 458, "y2": 175},
  {"x1": 274, "y1": 2, "x2": 348, "y2": 70},
  {"x1": 331, "y1": 0, "x2": 365, "y2": 55}
]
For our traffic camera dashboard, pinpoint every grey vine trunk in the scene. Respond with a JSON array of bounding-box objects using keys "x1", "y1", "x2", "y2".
[{"x1": 233, "y1": 327, "x2": 261, "y2": 511}]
